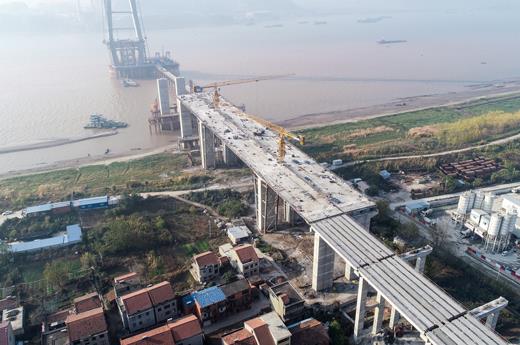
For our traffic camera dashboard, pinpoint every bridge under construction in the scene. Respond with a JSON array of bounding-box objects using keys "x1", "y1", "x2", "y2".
[
  {"x1": 100, "y1": 2, "x2": 511, "y2": 344},
  {"x1": 170, "y1": 82, "x2": 509, "y2": 345}
]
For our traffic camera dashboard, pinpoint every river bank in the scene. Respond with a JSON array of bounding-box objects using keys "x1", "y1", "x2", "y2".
[{"x1": 281, "y1": 79, "x2": 520, "y2": 130}]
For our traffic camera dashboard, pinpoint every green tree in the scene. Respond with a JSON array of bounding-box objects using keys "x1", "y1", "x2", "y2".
[
  {"x1": 329, "y1": 319, "x2": 347, "y2": 345},
  {"x1": 472, "y1": 178, "x2": 484, "y2": 188},
  {"x1": 80, "y1": 252, "x2": 98, "y2": 270},
  {"x1": 399, "y1": 222, "x2": 419, "y2": 241},
  {"x1": 43, "y1": 261, "x2": 71, "y2": 289}
]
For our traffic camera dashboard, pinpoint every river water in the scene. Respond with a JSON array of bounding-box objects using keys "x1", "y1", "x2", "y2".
[{"x1": 0, "y1": 8, "x2": 519, "y2": 174}]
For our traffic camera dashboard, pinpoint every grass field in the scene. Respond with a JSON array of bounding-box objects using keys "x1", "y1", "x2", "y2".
[
  {"x1": 300, "y1": 95, "x2": 520, "y2": 161},
  {"x1": 0, "y1": 153, "x2": 212, "y2": 211}
]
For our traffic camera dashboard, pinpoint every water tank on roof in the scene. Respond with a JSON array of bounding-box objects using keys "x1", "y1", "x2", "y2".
[
  {"x1": 457, "y1": 191, "x2": 475, "y2": 215},
  {"x1": 488, "y1": 213, "x2": 503, "y2": 237},
  {"x1": 483, "y1": 192, "x2": 497, "y2": 213}
]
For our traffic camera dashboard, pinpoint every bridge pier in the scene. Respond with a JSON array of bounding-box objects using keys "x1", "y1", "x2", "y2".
[
  {"x1": 175, "y1": 77, "x2": 194, "y2": 139},
  {"x1": 389, "y1": 307, "x2": 400, "y2": 328},
  {"x1": 199, "y1": 122, "x2": 216, "y2": 169},
  {"x1": 254, "y1": 175, "x2": 278, "y2": 232},
  {"x1": 223, "y1": 144, "x2": 239, "y2": 167},
  {"x1": 311, "y1": 232, "x2": 335, "y2": 291},
  {"x1": 400, "y1": 245, "x2": 433, "y2": 274},
  {"x1": 371, "y1": 293, "x2": 386, "y2": 335},
  {"x1": 353, "y1": 277, "x2": 369, "y2": 343},
  {"x1": 469, "y1": 297, "x2": 508, "y2": 331},
  {"x1": 345, "y1": 262, "x2": 355, "y2": 281}
]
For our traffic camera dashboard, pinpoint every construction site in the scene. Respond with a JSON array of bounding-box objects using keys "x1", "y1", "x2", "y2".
[{"x1": 5, "y1": 1, "x2": 511, "y2": 344}]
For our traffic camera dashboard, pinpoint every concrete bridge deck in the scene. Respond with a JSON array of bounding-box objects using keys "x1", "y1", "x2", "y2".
[{"x1": 178, "y1": 91, "x2": 509, "y2": 345}]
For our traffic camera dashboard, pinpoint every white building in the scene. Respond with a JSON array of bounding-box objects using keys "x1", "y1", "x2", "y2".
[{"x1": 7, "y1": 224, "x2": 82, "y2": 253}]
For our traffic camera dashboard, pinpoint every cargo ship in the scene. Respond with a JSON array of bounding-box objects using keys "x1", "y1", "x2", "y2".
[{"x1": 84, "y1": 114, "x2": 128, "y2": 129}]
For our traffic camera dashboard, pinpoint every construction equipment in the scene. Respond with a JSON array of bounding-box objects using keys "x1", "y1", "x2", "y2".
[
  {"x1": 236, "y1": 108, "x2": 305, "y2": 162},
  {"x1": 192, "y1": 74, "x2": 293, "y2": 108}
]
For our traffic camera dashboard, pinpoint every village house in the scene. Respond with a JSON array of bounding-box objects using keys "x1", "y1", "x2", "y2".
[
  {"x1": 230, "y1": 244, "x2": 260, "y2": 278},
  {"x1": 65, "y1": 307, "x2": 109, "y2": 345},
  {"x1": 191, "y1": 251, "x2": 220, "y2": 284},
  {"x1": 118, "y1": 281, "x2": 177, "y2": 333},
  {"x1": 120, "y1": 314, "x2": 203, "y2": 345}
]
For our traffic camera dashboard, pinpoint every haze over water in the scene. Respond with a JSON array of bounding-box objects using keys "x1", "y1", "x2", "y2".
[{"x1": 0, "y1": 2, "x2": 519, "y2": 173}]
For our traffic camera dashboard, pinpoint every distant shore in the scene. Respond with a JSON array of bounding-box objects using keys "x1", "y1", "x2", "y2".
[{"x1": 281, "y1": 80, "x2": 520, "y2": 130}]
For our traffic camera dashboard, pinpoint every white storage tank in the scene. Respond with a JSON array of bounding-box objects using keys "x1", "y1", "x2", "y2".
[
  {"x1": 488, "y1": 213, "x2": 503, "y2": 237},
  {"x1": 483, "y1": 192, "x2": 497, "y2": 213},
  {"x1": 502, "y1": 210, "x2": 518, "y2": 234},
  {"x1": 457, "y1": 191, "x2": 475, "y2": 215},
  {"x1": 474, "y1": 191, "x2": 485, "y2": 209}
]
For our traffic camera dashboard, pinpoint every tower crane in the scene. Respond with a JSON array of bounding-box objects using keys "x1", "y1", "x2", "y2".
[
  {"x1": 193, "y1": 73, "x2": 302, "y2": 161},
  {"x1": 192, "y1": 74, "x2": 293, "y2": 108},
  {"x1": 238, "y1": 110, "x2": 305, "y2": 162}
]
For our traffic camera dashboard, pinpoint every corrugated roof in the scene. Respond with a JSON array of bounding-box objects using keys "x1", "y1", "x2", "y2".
[
  {"x1": 193, "y1": 286, "x2": 226, "y2": 308},
  {"x1": 72, "y1": 196, "x2": 108, "y2": 207}
]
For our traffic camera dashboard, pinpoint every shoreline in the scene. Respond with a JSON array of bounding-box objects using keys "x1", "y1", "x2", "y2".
[
  {"x1": 281, "y1": 80, "x2": 520, "y2": 130},
  {"x1": 3, "y1": 81, "x2": 520, "y2": 180},
  {"x1": 0, "y1": 130, "x2": 119, "y2": 155},
  {"x1": 0, "y1": 143, "x2": 181, "y2": 181}
]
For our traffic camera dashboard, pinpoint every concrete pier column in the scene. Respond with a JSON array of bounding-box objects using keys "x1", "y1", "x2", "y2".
[
  {"x1": 311, "y1": 232, "x2": 334, "y2": 292},
  {"x1": 283, "y1": 201, "x2": 294, "y2": 225},
  {"x1": 353, "y1": 277, "x2": 369, "y2": 342},
  {"x1": 389, "y1": 307, "x2": 400, "y2": 328},
  {"x1": 157, "y1": 78, "x2": 170, "y2": 115},
  {"x1": 198, "y1": 122, "x2": 215, "y2": 169},
  {"x1": 372, "y1": 293, "x2": 385, "y2": 335},
  {"x1": 175, "y1": 77, "x2": 193, "y2": 138},
  {"x1": 486, "y1": 312, "x2": 499, "y2": 330},
  {"x1": 345, "y1": 262, "x2": 355, "y2": 281},
  {"x1": 415, "y1": 256, "x2": 426, "y2": 273},
  {"x1": 223, "y1": 145, "x2": 239, "y2": 167},
  {"x1": 255, "y1": 176, "x2": 277, "y2": 232}
]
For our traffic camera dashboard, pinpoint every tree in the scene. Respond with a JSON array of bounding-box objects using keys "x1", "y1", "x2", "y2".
[
  {"x1": 329, "y1": 319, "x2": 347, "y2": 345},
  {"x1": 442, "y1": 176, "x2": 457, "y2": 193},
  {"x1": 80, "y1": 252, "x2": 98, "y2": 270},
  {"x1": 399, "y1": 222, "x2": 419, "y2": 241},
  {"x1": 365, "y1": 185, "x2": 379, "y2": 197},
  {"x1": 43, "y1": 261, "x2": 71, "y2": 289},
  {"x1": 473, "y1": 178, "x2": 484, "y2": 188}
]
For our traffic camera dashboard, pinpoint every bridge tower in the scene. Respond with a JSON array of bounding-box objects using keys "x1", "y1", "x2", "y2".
[{"x1": 102, "y1": 0, "x2": 179, "y2": 79}]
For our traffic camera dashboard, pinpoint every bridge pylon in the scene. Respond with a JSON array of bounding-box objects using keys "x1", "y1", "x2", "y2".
[{"x1": 102, "y1": 0, "x2": 179, "y2": 79}]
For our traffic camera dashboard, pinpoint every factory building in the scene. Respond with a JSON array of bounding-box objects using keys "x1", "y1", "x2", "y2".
[{"x1": 457, "y1": 190, "x2": 518, "y2": 252}]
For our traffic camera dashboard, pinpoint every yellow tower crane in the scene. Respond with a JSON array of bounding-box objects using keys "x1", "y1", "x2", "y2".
[
  {"x1": 238, "y1": 110, "x2": 305, "y2": 162},
  {"x1": 193, "y1": 74, "x2": 302, "y2": 161},
  {"x1": 192, "y1": 74, "x2": 293, "y2": 108}
]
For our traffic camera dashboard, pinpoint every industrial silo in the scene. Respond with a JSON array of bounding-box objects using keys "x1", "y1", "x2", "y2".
[
  {"x1": 483, "y1": 192, "x2": 497, "y2": 213},
  {"x1": 485, "y1": 213, "x2": 503, "y2": 252},
  {"x1": 457, "y1": 191, "x2": 475, "y2": 215},
  {"x1": 474, "y1": 191, "x2": 485, "y2": 209}
]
